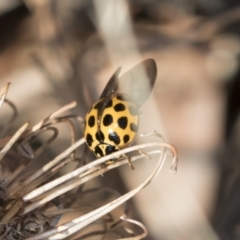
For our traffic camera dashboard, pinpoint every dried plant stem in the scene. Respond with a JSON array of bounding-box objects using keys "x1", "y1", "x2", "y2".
[
  {"x1": 119, "y1": 216, "x2": 148, "y2": 240},
  {"x1": 14, "y1": 172, "x2": 55, "y2": 198},
  {"x1": 30, "y1": 143, "x2": 168, "y2": 239},
  {"x1": 0, "y1": 82, "x2": 11, "y2": 109},
  {"x1": 22, "y1": 167, "x2": 103, "y2": 214},
  {"x1": 22, "y1": 141, "x2": 177, "y2": 204},
  {"x1": 43, "y1": 207, "x2": 95, "y2": 216},
  {"x1": 8, "y1": 164, "x2": 26, "y2": 184},
  {"x1": 21, "y1": 101, "x2": 77, "y2": 138},
  {"x1": 1, "y1": 199, "x2": 23, "y2": 222},
  {"x1": 9, "y1": 137, "x2": 86, "y2": 197},
  {"x1": 0, "y1": 99, "x2": 18, "y2": 138},
  {"x1": 0, "y1": 122, "x2": 29, "y2": 162}
]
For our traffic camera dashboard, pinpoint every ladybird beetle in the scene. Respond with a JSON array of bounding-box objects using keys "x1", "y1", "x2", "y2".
[{"x1": 84, "y1": 59, "x2": 157, "y2": 159}]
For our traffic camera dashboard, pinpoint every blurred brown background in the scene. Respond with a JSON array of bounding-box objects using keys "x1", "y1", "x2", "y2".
[{"x1": 1, "y1": 0, "x2": 240, "y2": 239}]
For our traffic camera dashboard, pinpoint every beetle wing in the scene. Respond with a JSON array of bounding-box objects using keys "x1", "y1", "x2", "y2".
[
  {"x1": 118, "y1": 59, "x2": 157, "y2": 107},
  {"x1": 99, "y1": 67, "x2": 122, "y2": 100},
  {"x1": 96, "y1": 59, "x2": 157, "y2": 132},
  {"x1": 97, "y1": 67, "x2": 122, "y2": 132}
]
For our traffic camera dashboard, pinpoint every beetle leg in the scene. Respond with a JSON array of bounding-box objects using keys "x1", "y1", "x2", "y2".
[
  {"x1": 138, "y1": 149, "x2": 151, "y2": 160},
  {"x1": 123, "y1": 154, "x2": 134, "y2": 170}
]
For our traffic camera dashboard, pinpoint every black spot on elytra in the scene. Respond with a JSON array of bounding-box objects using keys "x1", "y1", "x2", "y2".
[
  {"x1": 95, "y1": 130, "x2": 105, "y2": 142},
  {"x1": 88, "y1": 115, "x2": 95, "y2": 127},
  {"x1": 94, "y1": 145, "x2": 104, "y2": 157},
  {"x1": 117, "y1": 94, "x2": 132, "y2": 102},
  {"x1": 130, "y1": 123, "x2": 138, "y2": 132},
  {"x1": 116, "y1": 95, "x2": 125, "y2": 101},
  {"x1": 118, "y1": 117, "x2": 128, "y2": 129},
  {"x1": 129, "y1": 106, "x2": 138, "y2": 116},
  {"x1": 86, "y1": 134, "x2": 93, "y2": 147},
  {"x1": 123, "y1": 134, "x2": 130, "y2": 143},
  {"x1": 114, "y1": 103, "x2": 125, "y2": 112},
  {"x1": 108, "y1": 132, "x2": 120, "y2": 145},
  {"x1": 105, "y1": 145, "x2": 118, "y2": 155},
  {"x1": 103, "y1": 114, "x2": 113, "y2": 126}
]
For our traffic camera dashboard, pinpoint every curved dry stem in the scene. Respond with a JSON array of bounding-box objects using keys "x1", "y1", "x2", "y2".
[
  {"x1": 118, "y1": 216, "x2": 148, "y2": 240},
  {"x1": 45, "y1": 117, "x2": 77, "y2": 159},
  {"x1": 43, "y1": 207, "x2": 95, "y2": 216},
  {"x1": 22, "y1": 149, "x2": 160, "y2": 213},
  {"x1": 17, "y1": 126, "x2": 59, "y2": 159},
  {"x1": 0, "y1": 82, "x2": 11, "y2": 109},
  {"x1": 25, "y1": 140, "x2": 174, "y2": 239},
  {"x1": 14, "y1": 171, "x2": 55, "y2": 199},
  {"x1": 140, "y1": 130, "x2": 178, "y2": 173},
  {"x1": 8, "y1": 164, "x2": 26, "y2": 184},
  {"x1": 0, "y1": 122, "x2": 29, "y2": 162},
  {"x1": 0, "y1": 99, "x2": 18, "y2": 137},
  {"x1": 9, "y1": 138, "x2": 86, "y2": 197},
  {"x1": 22, "y1": 140, "x2": 177, "y2": 205},
  {"x1": 0, "y1": 199, "x2": 23, "y2": 222},
  {"x1": 18, "y1": 116, "x2": 77, "y2": 160},
  {"x1": 21, "y1": 101, "x2": 77, "y2": 138}
]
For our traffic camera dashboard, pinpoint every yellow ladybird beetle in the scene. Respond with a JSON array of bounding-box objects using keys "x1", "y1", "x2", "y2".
[{"x1": 84, "y1": 59, "x2": 157, "y2": 162}]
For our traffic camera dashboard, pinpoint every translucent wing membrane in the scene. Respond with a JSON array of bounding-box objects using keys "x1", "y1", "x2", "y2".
[
  {"x1": 118, "y1": 59, "x2": 157, "y2": 107},
  {"x1": 100, "y1": 59, "x2": 157, "y2": 107},
  {"x1": 99, "y1": 67, "x2": 122, "y2": 100}
]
